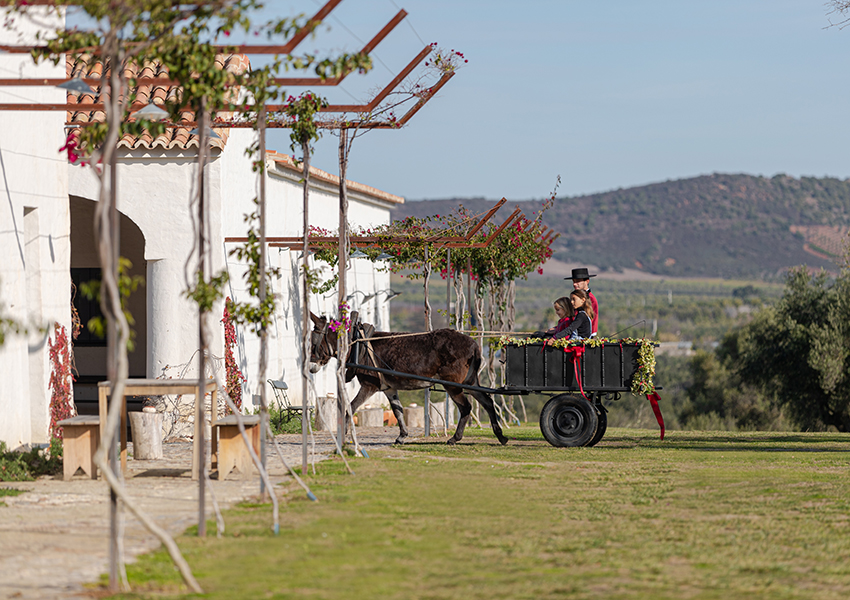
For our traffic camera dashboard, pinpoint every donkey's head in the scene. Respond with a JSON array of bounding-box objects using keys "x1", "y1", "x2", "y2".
[{"x1": 309, "y1": 312, "x2": 337, "y2": 371}]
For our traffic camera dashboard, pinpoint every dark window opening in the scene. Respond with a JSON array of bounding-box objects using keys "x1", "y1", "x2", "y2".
[{"x1": 71, "y1": 267, "x2": 106, "y2": 347}]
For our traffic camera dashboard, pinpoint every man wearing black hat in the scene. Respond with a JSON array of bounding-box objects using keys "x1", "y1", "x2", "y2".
[{"x1": 566, "y1": 267, "x2": 598, "y2": 336}]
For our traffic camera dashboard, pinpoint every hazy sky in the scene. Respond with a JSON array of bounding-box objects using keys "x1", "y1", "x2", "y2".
[{"x1": 261, "y1": 0, "x2": 850, "y2": 202}]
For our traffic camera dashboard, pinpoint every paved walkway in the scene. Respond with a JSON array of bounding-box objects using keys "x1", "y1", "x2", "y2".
[{"x1": 0, "y1": 427, "x2": 411, "y2": 599}]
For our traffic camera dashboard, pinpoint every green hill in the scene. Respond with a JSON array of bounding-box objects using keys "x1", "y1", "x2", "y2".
[{"x1": 392, "y1": 173, "x2": 850, "y2": 279}]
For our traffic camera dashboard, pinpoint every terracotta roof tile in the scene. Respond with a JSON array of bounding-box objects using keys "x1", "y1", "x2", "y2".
[
  {"x1": 268, "y1": 151, "x2": 404, "y2": 205},
  {"x1": 66, "y1": 54, "x2": 250, "y2": 151}
]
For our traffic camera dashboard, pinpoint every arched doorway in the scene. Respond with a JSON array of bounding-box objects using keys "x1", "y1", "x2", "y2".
[{"x1": 69, "y1": 195, "x2": 147, "y2": 412}]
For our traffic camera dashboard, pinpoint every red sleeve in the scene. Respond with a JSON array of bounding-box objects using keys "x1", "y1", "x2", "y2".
[
  {"x1": 590, "y1": 292, "x2": 598, "y2": 334},
  {"x1": 549, "y1": 316, "x2": 573, "y2": 335}
]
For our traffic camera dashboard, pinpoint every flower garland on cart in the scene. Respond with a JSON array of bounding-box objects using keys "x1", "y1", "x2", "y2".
[
  {"x1": 494, "y1": 335, "x2": 664, "y2": 439},
  {"x1": 493, "y1": 335, "x2": 657, "y2": 396}
]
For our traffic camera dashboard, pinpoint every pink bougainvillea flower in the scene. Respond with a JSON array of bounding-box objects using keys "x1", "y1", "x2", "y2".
[{"x1": 59, "y1": 132, "x2": 80, "y2": 163}]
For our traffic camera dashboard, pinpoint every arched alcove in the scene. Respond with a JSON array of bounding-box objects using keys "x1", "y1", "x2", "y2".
[{"x1": 69, "y1": 195, "x2": 147, "y2": 411}]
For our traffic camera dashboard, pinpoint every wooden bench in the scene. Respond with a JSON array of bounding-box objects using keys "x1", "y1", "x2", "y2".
[
  {"x1": 212, "y1": 415, "x2": 261, "y2": 480},
  {"x1": 57, "y1": 415, "x2": 100, "y2": 481}
]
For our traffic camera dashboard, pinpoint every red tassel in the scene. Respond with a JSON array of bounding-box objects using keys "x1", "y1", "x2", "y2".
[
  {"x1": 646, "y1": 392, "x2": 665, "y2": 440},
  {"x1": 563, "y1": 345, "x2": 589, "y2": 400}
]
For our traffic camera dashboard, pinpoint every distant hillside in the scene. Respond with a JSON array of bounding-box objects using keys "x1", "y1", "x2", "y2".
[{"x1": 393, "y1": 174, "x2": 850, "y2": 279}]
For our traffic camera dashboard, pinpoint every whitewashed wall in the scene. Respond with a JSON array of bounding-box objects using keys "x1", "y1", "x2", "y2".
[
  {"x1": 0, "y1": 8, "x2": 70, "y2": 448},
  {"x1": 219, "y1": 132, "x2": 397, "y2": 408},
  {"x1": 0, "y1": 10, "x2": 399, "y2": 445},
  {"x1": 68, "y1": 128, "x2": 398, "y2": 418}
]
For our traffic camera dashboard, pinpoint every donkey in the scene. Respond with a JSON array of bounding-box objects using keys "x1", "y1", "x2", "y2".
[{"x1": 309, "y1": 312, "x2": 508, "y2": 446}]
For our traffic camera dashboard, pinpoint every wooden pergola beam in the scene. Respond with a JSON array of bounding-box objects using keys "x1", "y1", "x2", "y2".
[
  {"x1": 0, "y1": 4, "x2": 405, "y2": 89},
  {"x1": 225, "y1": 199, "x2": 518, "y2": 249},
  {"x1": 0, "y1": 0, "x2": 343, "y2": 56},
  {"x1": 0, "y1": 7, "x2": 443, "y2": 123}
]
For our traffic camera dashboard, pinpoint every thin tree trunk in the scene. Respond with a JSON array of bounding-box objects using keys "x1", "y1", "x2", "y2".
[
  {"x1": 423, "y1": 246, "x2": 432, "y2": 331},
  {"x1": 446, "y1": 248, "x2": 451, "y2": 328},
  {"x1": 454, "y1": 262, "x2": 465, "y2": 331},
  {"x1": 508, "y1": 280, "x2": 516, "y2": 331},
  {"x1": 337, "y1": 129, "x2": 350, "y2": 453},
  {"x1": 467, "y1": 258, "x2": 475, "y2": 328},
  {"x1": 507, "y1": 279, "x2": 525, "y2": 422},
  {"x1": 89, "y1": 28, "x2": 203, "y2": 598},
  {"x1": 486, "y1": 287, "x2": 498, "y2": 390},
  {"x1": 300, "y1": 138, "x2": 312, "y2": 474},
  {"x1": 202, "y1": 346, "x2": 281, "y2": 531},
  {"x1": 495, "y1": 282, "x2": 518, "y2": 425},
  {"x1": 101, "y1": 38, "x2": 124, "y2": 589},
  {"x1": 195, "y1": 98, "x2": 208, "y2": 534},
  {"x1": 257, "y1": 105, "x2": 269, "y2": 500},
  {"x1": 443, "y1": 249, "x2": 451, "y2": 432},
  {"x1": 472, "y1": 280, "x2": 487, "y2": 426},
  {"x1": 423, "y1": 246, "x2": 432, "y2": 436}
]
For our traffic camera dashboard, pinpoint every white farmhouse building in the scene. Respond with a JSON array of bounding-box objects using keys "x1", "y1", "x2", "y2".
[
  {"x1": 1, "y1": 11, "x2": 402, "y2": 447},
  {"x1": 0, "y1": 8, "x2": 69, "y2": 449}
]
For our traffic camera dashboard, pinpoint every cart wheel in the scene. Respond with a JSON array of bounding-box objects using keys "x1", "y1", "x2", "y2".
[
  {"x1": 539, "y1": 394, "x2": 599, "y2": 447},
  {"x1": 586, "y1": 406, "x2": 607, "y2": 447}
]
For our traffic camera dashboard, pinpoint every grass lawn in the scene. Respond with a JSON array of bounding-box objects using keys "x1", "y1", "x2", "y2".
[{"x1": 109, "y1": 427, "x2": 850, "y2": 599}]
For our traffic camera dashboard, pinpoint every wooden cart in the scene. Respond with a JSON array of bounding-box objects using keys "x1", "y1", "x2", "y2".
[
  {"x1": 347, "y1": 340, "x2": 659, "y2": 448},
  {"x1": 502, "y1": 341, "x2": 652, "y2": 447}
]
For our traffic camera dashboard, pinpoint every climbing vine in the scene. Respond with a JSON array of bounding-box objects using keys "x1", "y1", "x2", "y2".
[
  {"x1": 226, "y1": 199, "x2": 280, "y2": 334},
  {"x1": 221, "y1": 298, "x2": 245, "y2": 413},
  {"x1": 282, "y1": 92, "x2": 329, "y2": 158},
  {"x1": 47, "y1": 323, "x2": 75, "y2": 439}
]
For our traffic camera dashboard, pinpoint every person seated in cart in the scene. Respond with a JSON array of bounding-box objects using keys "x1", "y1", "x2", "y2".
[
  {"x1": 565, "y1": 267, "x2": 598, "y2": 337},
  {"x1": 542, "y1": 290, "x2": 594, "y2": 340},
  {"x1": 541, "y1": 296, "x2": 573, "y2": 338}
]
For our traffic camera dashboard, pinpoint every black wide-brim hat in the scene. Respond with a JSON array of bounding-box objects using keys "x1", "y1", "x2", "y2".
[{"x1": 564, "y1": 267, "x2": 597, "y2": 281}]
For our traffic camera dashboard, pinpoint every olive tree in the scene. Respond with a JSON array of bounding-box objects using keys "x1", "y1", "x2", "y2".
[{"x1": 734, "y1": 266, "x2": 850, "y2": 432}]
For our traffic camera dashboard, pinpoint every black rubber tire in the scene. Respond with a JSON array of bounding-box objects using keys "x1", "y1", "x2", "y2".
[
  {"x1": 586, "y1": 405, "x2": 608, "y2": 447},
  {"x1": 539, "y1": 394, "x2": 599, "y2": 447}
]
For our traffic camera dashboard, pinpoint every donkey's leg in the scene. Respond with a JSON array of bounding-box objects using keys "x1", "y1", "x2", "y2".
[
  {"x1": 346, "y1": 381, "x2": 379, "y2": 443},
  {"x1": 471, "y1": 390, "x2": 509, "y2": 445},
  {"x1": 447, "y1": 392, "x2": 472, "y2": 445},
  {"x1": 384, "y1": 390, "x2": 409, "y2": 444}
]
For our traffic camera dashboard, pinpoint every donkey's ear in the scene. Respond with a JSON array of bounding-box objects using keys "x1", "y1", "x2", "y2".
[{"x1": 310, "y1": 311, "x2": 323, "y2": 325}]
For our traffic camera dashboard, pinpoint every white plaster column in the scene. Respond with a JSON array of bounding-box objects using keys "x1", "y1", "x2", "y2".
[{"x1": 146, "y1": 259, "x2": 199, "y2": 379}]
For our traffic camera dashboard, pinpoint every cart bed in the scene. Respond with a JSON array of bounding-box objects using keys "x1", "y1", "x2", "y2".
[{"x1": 503, "y1": 342, "x2": 641, "y2": 393}]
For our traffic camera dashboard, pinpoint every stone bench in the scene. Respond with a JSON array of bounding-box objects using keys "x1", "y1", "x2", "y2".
[
  {"x1": 212, "y1": 415, "x2": 261, "y2": 480},
  {"x1": 57, "y1": 415, "x2": 100, "y2": 481}
]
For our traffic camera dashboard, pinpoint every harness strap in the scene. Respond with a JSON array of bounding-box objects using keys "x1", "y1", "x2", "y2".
[
  {"x1": 363, "y1": 338, "x2": 391, "y2": 392},
  {"x1": 354, "y1": 323, "x2": 391, "y2": 392}
]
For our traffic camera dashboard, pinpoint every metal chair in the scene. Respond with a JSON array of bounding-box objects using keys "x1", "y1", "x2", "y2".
[{"x1": 267, "y1": 377, "x2": 308, "y2": 427}]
